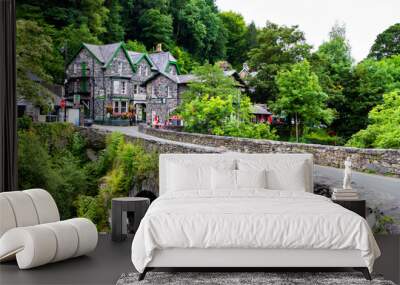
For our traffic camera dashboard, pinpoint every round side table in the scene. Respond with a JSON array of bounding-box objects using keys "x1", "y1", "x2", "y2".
[{"x1": 111, "y1": 197, "x2": 150, "y2": 242}]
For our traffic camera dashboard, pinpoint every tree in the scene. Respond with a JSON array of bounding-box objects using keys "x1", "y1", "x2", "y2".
[
  {"x1": 248, "y1": 22, "x2": 312, "y2": 102},
  {"x1": 347, "y1": 55, "x2": 400, "y2": 133},
  {"x1": 178, "y1": 64, "x2": 277, "y2": 139},
  {"x1": 311, "y1": 23, "x2": 353, "y2": 136},
  {"x1": 79, "y1": 0, "x2": 109, "y2": 37},
  {"x1": 58, "y1": 24, "x2": 102, "y2": 63},
  {"x1": 138, "y1": 9, "x2": 173, "y2": 48},
  {"x1": 346, "y1": 91, "x2": 400, "y2": 148},
  {"x1": 273, "y1": 60, "x2": 334, "y2": 142},
  {"x1": 16, "y1": 20, "x2": 55, "y2": 109},
  {"x1": 171, "y1": 46, "x2": 198, "y2": 74},
  {"x1": 369, "y1": 23, "x2": 400, "y2": 60},
  {"x1": 125, "y1": 40, "x2": 147, "y2": 53},
  {"x1": 245, "y1": 21, "x2": 258, "y2": 52},
  {"x1": 171, "y1": 0, "x2": 226, "y2": 62},
  {"x1": 219, "y1": 11, "x2": 248, "y2": 68},
  {"x1": 102, "y1": 0, "x2": 125, "y2": 42}
]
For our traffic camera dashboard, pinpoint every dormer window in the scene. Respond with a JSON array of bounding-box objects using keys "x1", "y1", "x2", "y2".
[
  {"x1": 138, "y1": 65, "x2": 142, "y2": 76},
  {"x1": 73, "y1": 63, "x2": 77, "y2": 74},
  {"x1": 167, "y1": 86, "x2": 171, "y2": 98},
  {"x1": 118, "y1": 62, "x2": 123, "y2": 74},
  {"x1": 151, "y1": 85, "x2": 155, "y2": 97}
]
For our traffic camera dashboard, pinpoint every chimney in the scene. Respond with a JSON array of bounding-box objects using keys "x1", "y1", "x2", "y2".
[{"x1": 156, "y1": 43, "x2": 162, "y2": 52}]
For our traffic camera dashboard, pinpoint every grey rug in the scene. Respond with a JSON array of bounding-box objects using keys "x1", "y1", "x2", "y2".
[{"x1": 116, "y1": 272, "x2": 396, "y2": 285}]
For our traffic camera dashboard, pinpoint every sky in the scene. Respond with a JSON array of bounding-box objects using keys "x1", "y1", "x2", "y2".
[{"x1": 216, "y1": 0, "x2": 400, "y2": 62}]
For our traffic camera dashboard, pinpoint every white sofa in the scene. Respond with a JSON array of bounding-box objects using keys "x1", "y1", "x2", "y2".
[{"x1": 0, "y1": 189, "x2": 98, "y2": 269}]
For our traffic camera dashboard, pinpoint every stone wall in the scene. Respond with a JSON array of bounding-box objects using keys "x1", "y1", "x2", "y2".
[
  {"x1": 140, "y1": 126, "x2": 400, "y2": 177},
  {"x1": 77, "y1": 127, "x2": 220, "y2": 155}
]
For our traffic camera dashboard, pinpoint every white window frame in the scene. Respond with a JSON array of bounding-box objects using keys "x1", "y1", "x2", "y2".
[
  {"x1": 120, "y1": 101, "x2": 127, "y2": 113},
  {"x1": 133, "y1": 84, "x2": 139, "y2": 95},
  {"x1": 118, "y1": 62, "x2": 123, "y2": 74},
  {"x1": 151, "y1": 85, "x2": 155, "y2": 97},
  {"x1": 138, "y1": 65, "x2": 142, "y2": 76},
  {"x1": 113, "y1": 81, "x2": 120, "y2": 94},
  {"x1": 73, "y1": 63, "x2": 77, "y2": 74},
  {"x1": 113, "y1": 101, "x2": 119, "y2": 113},
  {"x1": 145, "y1": 66, "x2": 150, "y2": 76},
  {"x1": 167, "y1": 86, "x2": 171, "y2": 98},
  {"x1": 121, "y1": 81, "x2": 127, "y2": 95}
]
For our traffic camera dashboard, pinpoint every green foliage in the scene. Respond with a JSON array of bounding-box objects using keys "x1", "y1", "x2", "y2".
[
  {"x1": 244, "y1": 21, "x2": 258, "y2": 52},
  {"x1": 344, "y1": 55, "x2": 400, "y2": 134},
  {"x1": 17, "y1": 123, "x2": 95, "y2": 219},
  {"x1": 76, "y1": 132, "x2": 158, "y2": 230},
  {"x1": 274, "y1": 60, "x2": 334, "y2": 141},
  {"x1": 125, "y1": 40, "x2": 147, "y2": 53},
  {"x1": 248, "y1": 21, "x2": 312, "y2": 102},
  {"x1": 171, "y1": 0, "x2": 227, "y2": 62},
  {"x1": 16, "y1": 20, "x2": 55, "y2": 111},
  {"x1": 369, "y1": 23, "x2": 400, "y2": 60},
  {"x1": 371, "y1": 207, "x2": 396, "y2": 234},
  {"x1": 60, "y1": 24, "x2": 102, "y2": 63},
  {"x1": 17, "y1": 115, "x2": 33, "y2": 130},
  {"x1": 75, "y1": 195, "x2": 108, "y2": 230},
  {"x1": 171, "y1": 46, "x2": 198, "y2": 74},
  {"x1": 102, "y1": 0, "x2": 125, "y2": 42},
  {"x1": 310, "y1": 24, "x2": 354, "y2": 137},
  {"x1": 302, "y1": 128, "x2": 344, "y2": 146},
  {"x1": 138, "y1": 8, "x2": 173, "y2": 48},
  {"x1": 178, "y1": 64, "x2": 277, "y2": 140},
  {"x1": 219, "y1": 11, "x2": 248, "y2": 68},
  {"x1": 346, "y1": 91, "x2": 400, "y2": 148}
]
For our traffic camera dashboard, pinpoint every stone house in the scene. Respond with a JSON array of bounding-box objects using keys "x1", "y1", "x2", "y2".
[{"x1": 65, "y1": 42, "x2": 190, "y2": 124}]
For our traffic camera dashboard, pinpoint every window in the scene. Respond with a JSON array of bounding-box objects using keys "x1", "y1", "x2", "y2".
[
  {"x1": 121, "y1": 101, "x2": 127, "y2": 113},
  {"x1": 167, "y1": 86, "x2": 171, "y2": 98},
  {"x1": 121, "y1": 81, "x2": 127, "y2": 95},
  {"x1": 113, "y1": 101, "x2": 119, "y2": 113},
  {"x1": 144, "y1": 66, "x2": 150, "y2": 76},
  {"x1": 138, "y1": 65, "x2": 142, "y2": 76},
  {"x1": 113, "y1": 81, "x2": 120, "y2": 94},
  {"x1": 73, "y1": 63, "x2": 77, "y2": 73},
  {"x1": 118, "y1": 62, "x2": 123, "y2": 73},
  {"x1": 133, "y1": 84, "x2": 139, "y2": 95},
  {"x1": 151, "y1": 85, "x2": 155, "y2": 97}
]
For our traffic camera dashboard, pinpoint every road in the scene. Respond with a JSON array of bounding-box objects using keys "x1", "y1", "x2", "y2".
[{"x1": 92, "y1": 124, "x2": 400, "y2": 233}]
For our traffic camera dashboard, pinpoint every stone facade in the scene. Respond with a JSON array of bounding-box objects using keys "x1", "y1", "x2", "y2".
[
  {"x1": 65, "y1": 43, "x2": 184, "y2": 124},
  {"x1": 145, "y1": 75, "x2": 180, "y2": 124},
  {"x1": 140, "y1": 126, "x2": 400, "y2": 177}
]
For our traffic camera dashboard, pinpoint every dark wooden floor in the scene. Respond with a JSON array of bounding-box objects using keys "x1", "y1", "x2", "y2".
[
  {"x1": 0, "y1": 234, "x2": 134, "y2": 285},
  {"x1": 1, "y1": 234, "x2": 398, "y2": 285}
]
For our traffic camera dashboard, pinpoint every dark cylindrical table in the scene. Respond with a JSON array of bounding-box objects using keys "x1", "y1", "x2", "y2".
[{"x1": 111, "y1": 197, "x2": 150, "y2": 242}]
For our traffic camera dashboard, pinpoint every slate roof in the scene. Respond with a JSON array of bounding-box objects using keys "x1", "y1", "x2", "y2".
[
  {"x1": 251, "y1": 104, "x2": 272, "y2": 115},
  {"x1": 83, "y1": 42, "x2": 122, "y2": 64},
  {"x1": 127, "y1": 51, "x2": 144, "y2": 64},
  {"x1": 176, "y1": 74, "x2": 197, "y2": 84},
  {"x1": 148, "y1": 51, "x2": 177, "y2": 72}
]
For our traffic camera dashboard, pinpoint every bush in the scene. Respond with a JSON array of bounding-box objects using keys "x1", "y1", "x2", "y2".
[
  {"x1": 18, "y1": 122, "x2": 96, "y2": 219},
  {"x1": 346, "y1": 91, "x2": 400, "y2": 148},
  {"x1": 75, "y1": 132, "x2": 159, "y2": 230},
  {"x1": 302, "y1": 128, "x2": 344, "y2": 145}
]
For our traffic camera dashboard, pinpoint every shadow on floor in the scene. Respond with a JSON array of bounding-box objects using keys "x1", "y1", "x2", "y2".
[{"x1": 0, "y1": 234, "x2": 134, "y2": 285}]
